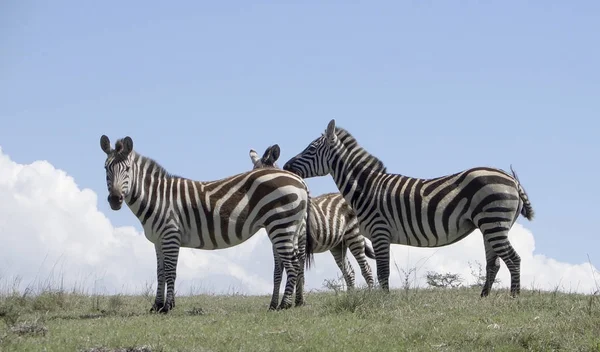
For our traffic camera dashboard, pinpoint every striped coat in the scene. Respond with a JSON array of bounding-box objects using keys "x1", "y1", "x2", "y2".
[
  {"x1": 100, "y1": 135, "x2": 311, "y2": 311},
  {"x1": 283, "y1": 119, "x2": 534, "y2": 297},
  {"x1": 250, "y1": 144, "x2": 375, "y2": 289}
]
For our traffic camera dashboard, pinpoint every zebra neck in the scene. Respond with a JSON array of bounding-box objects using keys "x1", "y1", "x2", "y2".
[
  {"x1": 329, "y1": 141, "x2": 383, "y2": 215},
  {"x1": 124, "y1": 153, "x2": 172, "y2": 225}
]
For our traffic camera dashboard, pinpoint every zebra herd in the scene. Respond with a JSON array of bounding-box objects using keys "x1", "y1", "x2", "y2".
[{"x1": 100, "y1": 118, "x2": 534, "y2": 313}]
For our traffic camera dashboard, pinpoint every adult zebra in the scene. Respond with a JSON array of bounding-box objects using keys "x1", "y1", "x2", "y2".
[
  {"x1": 283, "y1": 119, "x2": 535, "y2": 297},
  {"x1": 99, "y1": 135, "x2": 311, "y2": 312},
  {"x1": 249, "y1": 144, "x2": 375, "y2": 289}
]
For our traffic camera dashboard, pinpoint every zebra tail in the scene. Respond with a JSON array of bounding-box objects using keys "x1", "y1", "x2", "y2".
[
  {"x1": 364, "y1": 238, "x2": 376, "y2": 260},
  {"x1": 304, "y1": 193, "x2": 315, "y2": 269},
  {"x1": 510, "y1": 164, "x2": 535, "y2": 221}
]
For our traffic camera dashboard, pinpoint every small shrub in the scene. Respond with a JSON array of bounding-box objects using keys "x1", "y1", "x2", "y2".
[
  {"x1": 10, "y1": 319, "x2": 48, "y2": 337},
  {"x1": 392, "y1": 262, "x2": 417, "y2": 292},
  {"x1": 141, "y1": 281, "x2": 154, "y2": 300},
  {"x1": 187, "y1": 307, "x2": 206, "y2": 316},
  {"x1": 322, "y1": 277, "x2": 345, "y2": 294},
  {"x1": 322, "y1": 288, "x2": 388, "y2": 315},
  {"x1": 468, "y1": 261, "x2": 500, "y2": 288},
  {"x1": 425, "y1": 271, "x2": 463, "y2": 288},
  {"x1": 32, "y1": 291, "x2": 66, "y2": 312},
  {"x1": 107, "y1": 294, "x2": 125, "y2": 313},
  {"x1": 0, "y1": 300, "x2": 21, "y2": 327}
]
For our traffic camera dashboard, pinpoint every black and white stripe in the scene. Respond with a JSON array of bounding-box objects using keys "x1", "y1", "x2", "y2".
[
  {"x1": 249, "y1": 145, "x2": 375, "y2": 289},
  {"x1": 283, "y1": 119, "x2": 535, "y2": 297},
  {"x1": 100, "y1": 135, "x2": 311, "y2": 312}
]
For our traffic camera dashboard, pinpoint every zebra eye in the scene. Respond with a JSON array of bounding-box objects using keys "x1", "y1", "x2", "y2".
[{"x1": 126, "y1": 166, "x2": 131, "y2": 172}]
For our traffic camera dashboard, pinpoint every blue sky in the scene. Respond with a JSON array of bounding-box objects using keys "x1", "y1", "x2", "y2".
[{"x1": 1, "y1": 0, "x2": 598, "y2": 268}]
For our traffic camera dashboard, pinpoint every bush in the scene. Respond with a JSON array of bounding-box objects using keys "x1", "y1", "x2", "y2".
[{"x1": 425, "y1": 271, "x2": 463, "y2": 288}]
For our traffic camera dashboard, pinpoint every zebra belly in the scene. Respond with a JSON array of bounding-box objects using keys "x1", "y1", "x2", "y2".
[
  {"x1": 312, "y1": 229, "x2": 345, "y2": 252},
  {"x1": 388, "y1": 224, "x2": 477, "y2": 248},
  {"x1": 312, "y1": 245, "x2": 331, "y2": 253},
  {"x1": 312, "y1": 240, "x2": 342, "y2": 253},
  {"x1": 308, "y1": 217, "x2": 345, "y2": 253},
  {"x1": 179, "y1": 228, "x2": 260, "y2": 250}
]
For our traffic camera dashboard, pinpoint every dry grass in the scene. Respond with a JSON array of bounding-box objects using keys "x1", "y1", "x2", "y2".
[{"x1": 0, "y1": 284, "x2": 599, "y2": 352}]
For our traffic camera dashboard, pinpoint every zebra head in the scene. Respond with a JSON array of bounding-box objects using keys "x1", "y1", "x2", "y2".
[
  {"x1": 100, "y1": 135, "x2": 135, "y2": 211},
  {"x1": 283, "y1": 119, "x2": 338, "y2": 178},
  {"x1": 249, "y1": 144, "x2": 281, "y2": 169}
]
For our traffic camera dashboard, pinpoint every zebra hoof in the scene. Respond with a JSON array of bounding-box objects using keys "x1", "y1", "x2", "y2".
[
  {"x1": 377, "y1": 285, "x2": 390, "y2": 293},
  {"x1": 150, "y1": 302, "x2": 164, "y2": 313},
  {"x1": 277, "y1": 301, "x2": 292, "y2": 310},
  {"x1": 159, "y1": 299, "x2": 174, "y2": 314},
  {"x1": 294, "y1": 300, "x2": 305, "y2": 307}
]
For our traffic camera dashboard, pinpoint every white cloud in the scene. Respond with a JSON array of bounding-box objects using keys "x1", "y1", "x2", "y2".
[{"x1": 0, "y1": 147, "x2": 597, "y2": 298}]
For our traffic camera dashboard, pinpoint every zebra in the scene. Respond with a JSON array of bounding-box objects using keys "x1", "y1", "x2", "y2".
[
  {"x1": 282, "y1": 119, "x2": 535, "y2": 297},
  {"x1": 99, "y1": 134, "x2": 311, "y2": 312},
  {"x1": 249, "y1": 144, "x2": 376, "y2": 289}
]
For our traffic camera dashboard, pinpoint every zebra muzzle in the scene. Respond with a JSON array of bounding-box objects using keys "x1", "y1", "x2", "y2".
[{"x1": 108, "y1": 193, "x2": 124, "y2": 210}]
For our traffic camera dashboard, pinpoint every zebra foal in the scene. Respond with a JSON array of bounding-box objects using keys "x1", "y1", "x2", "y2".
[
  {"x1": 283, "y1": 119, "x2": 535, "y2": 297},
  {"x1": 249, "y1": 144, "x2": 375, "y2": 289},
  {"x1": 99, "y1": 135, "x2": 311, "y2": 312}
]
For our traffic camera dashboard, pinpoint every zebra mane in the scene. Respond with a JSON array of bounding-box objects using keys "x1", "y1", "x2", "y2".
[
  {"x1": 133, "y1": 152, "x2": 181, "y2": 179},
  {"x1": 110, "y1": 138, "x2": 133, "y2": 163},
  {"x1": 334, "y1": 127, "x2": 387, "y2": 174}
]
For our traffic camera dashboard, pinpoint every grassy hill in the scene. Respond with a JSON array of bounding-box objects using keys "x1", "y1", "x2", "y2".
[{"x1": 1, "y1": 285, "x2": 599, "y2": 352}]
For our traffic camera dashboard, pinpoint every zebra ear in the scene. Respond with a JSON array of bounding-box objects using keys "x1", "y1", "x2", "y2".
[
  {"x1": 263, "y1": 144, "x2": 280, "y2": 164},
  {"x1": 121, "y1": 136, "x2": 134, "y2": 155},
  {"x1": 271, "y1": 144, "x2": 280, "y2": 162},
  {"x1": 325, "y1": 119, "x2": 337, "y2": 144},
  {"x1": 100, "y1": 135, "x2": 112, "y2": 155},
  {"x1": 249, "y1": 149, "x2": 260, "y2": 165}
]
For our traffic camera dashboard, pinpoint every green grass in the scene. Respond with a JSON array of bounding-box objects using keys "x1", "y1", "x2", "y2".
[{"x1": 1, "y1": 286, "x2": 599, "y2": 352}]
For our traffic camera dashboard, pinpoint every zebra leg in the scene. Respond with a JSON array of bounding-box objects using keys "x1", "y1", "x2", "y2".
[
  {"x1": 266, "y1": 218, "x2": 302, "y2": 310},
  {"x1": 330, "y1": 245, "x2": 356, "y2": 290},
  {"x1": 480, "y1": 238, "x2": 501, "y2": 297},
  {"x1": 294, "y1": 259, "x2": 306, "y2": 306},
  {"x1": 483, "y1": 229, "x2": 521, "y2": 297},
  {"x1": 269, "y1": 249, "x2": 284, "y2": 310},
  {"x1": 372, "y1": 235, "x2": 391, "y2": 292},
  {"x1": 160, "y1": 229, "x2": 182, "y2": 313},
  {"x1": 276, "y1": 250, "x2": 300, "y2": 310},
  {"x1": 271, "y1": 240, "x2": 300, "y2": 310},
  {"x1": 150, "y1": 242, "x2": 166, "y2": 313},
  {"x1": 347, "y1": 238, "x2": 375, "y2": 288},
  {"x1": 294, "y1": 232, "x2": 307, "y2": 307}
]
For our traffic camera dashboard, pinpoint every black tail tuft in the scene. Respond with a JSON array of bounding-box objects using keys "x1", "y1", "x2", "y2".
[
  {"x1": 304, "y1": 195, "x2": 315, "y2": 270},
  {"x1": 364, "y1": 238, "x2": 376, "y2": 260},
  {"x1": 510, "y1": 165, "x2": 535, "y2": 221}
]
